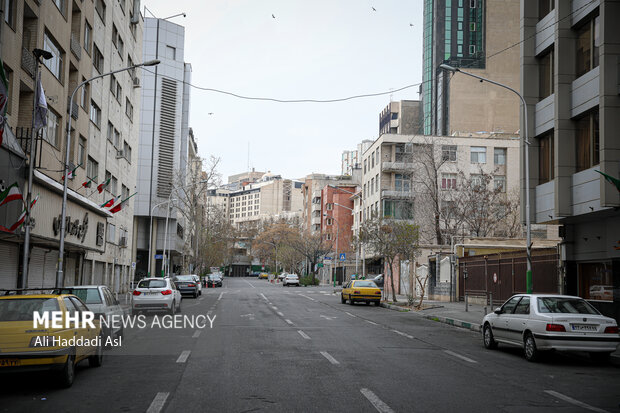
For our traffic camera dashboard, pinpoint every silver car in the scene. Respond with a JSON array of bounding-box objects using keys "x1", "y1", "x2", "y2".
[
  {"x1": 482, "y1": 294, "x2": 620, "y2": 362},
  {"x1": 282, "y1": 273, "x2": 300, "y2": 287},
  {"x1": 131, "y1": 278, "x2": 182, "y2": 315}
]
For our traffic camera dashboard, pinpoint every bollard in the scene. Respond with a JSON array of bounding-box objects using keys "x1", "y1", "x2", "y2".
[{"x1": 465, "y1": 293, "x2": 468, "y2": 312}]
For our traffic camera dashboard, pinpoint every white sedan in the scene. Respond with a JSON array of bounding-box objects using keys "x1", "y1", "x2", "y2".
[
  {"x1": 482, "y1": 294, "x2": 620, "y2": 362},
  {"x1": 282, "y1": 274, "x2": 300, "y2": 286}
]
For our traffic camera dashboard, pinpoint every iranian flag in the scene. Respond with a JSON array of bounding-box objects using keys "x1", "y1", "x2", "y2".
[
  {"x1": 0, "y1": 194, "x2": 38, "y2": 233},
  {"x1": 595, "y1": 170, "x2": 620, "y2": 192},
  {"x1": 101, "y1": 194, "x2": 120, "y2": 208},
  {"x1": 0, "y1": 58, "x2": 9, "y2": 146},
  {"x1": 82, "y1": 175, "x2": 97, "y2": 188},
  {"x1": 109, "y1": 192, "x2": 137, "y2": 214},
  {"x1": 97, "y1": 177, "x2": 111, "y2": 193},
  {"x1": 0, "y1": 182, "x2": 23, "y2": 208},
  {"x1": 62, "y1": 163, "x2": 82, "y2": 181}
]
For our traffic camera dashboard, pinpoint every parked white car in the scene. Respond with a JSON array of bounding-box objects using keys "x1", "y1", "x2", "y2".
[
  {"x1": 282, "y1": 274, "x2": 300, "y2": 287},
  {"x1": 191, "y1": 275, "x2": 202, "y2": 295},
  {"x1": 131, "y1": 278, "x2": 182, "y2": 315},
  {"x1": 482, "y1": 294, "x2": 620, "y2": 362}
]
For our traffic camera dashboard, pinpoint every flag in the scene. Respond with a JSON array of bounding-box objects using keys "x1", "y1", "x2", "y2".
[
  {"x1": 82, "y1": 175, "x2": 97, "y2": 188},
  {"x1": 33, "y1": 76, "x2": 47, "y2": 130},
  {"x1": 101, "y1": 194, "x2": 120, "y2": 208},
  {"x1": 108, "y1": 192, "x2": 137, "y2": 214},
  {"x1": 595, "y1": 170, "x2": 620, "y2": 192},
  {"x1": 0, "y1": 182, "x2": 22, "y2": 208},
  {"x1": 0, "y1": 58, "x2": 8, "y2": 146},
  {"x1": 97, "y1": 177, "x2": 111, "y2": 193},
  {"x1": 62, "y1": 163, "x2": 81, "y2": 181},
  {"x1": 0, "y1": 194, "x2": 38, "y2": 233}
]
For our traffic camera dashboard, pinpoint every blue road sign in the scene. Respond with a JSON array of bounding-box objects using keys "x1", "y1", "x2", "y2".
[
  {"x1": 339, "y1": 253, "x2": 346, "y2": 261},
  {"x1": 155, "y1": 254, "x2": 163, "y2": 259}
]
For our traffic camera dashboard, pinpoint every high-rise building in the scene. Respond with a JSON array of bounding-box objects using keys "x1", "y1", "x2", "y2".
[
  {"x1": 133, "y1": 17, "x2": 192, "y2": 278},
  {"x1": 379, "y1": 100, "x2": 423, "y2": 136},
  {"x1": 422, "y1": 0, "x2": 520, "y2": 136},
  {"x1": 521, "y1": 0, "x2": 620, "y2": 320}
]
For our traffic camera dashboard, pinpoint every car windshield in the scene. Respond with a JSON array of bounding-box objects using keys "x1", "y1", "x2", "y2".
[
  {"x1": 0, "y1": 298, "x2": 60, "y2": 321},
  {"x1": 287, "y1": 275, "x2": 298, "y2": 278},
  {"x1": 209, "y1": 275, "x2": 221, "y2": 280},
  {"x1": 56, "y1": 288, "x2": 102, "y2": 304},
  {"x1": 138, "y1": 279, "x2": 167, "y2": 289},
  {"x1": 354, "y1": 281, "x2": 377, "y2": 288},
  {"x1": 175, "y1": 276, "x2": 195, "y2": 282},
  {"x1": 537, "y1": 297, "x2": 600, "y2": 315}
]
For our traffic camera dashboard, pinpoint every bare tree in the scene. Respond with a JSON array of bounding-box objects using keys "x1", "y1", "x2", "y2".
[{"x1": 289, "y1": 229, "x2": 333, "y2": 282}]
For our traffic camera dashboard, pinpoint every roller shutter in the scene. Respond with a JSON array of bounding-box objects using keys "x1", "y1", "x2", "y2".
[
  {"x1": 28, "y1": 248, "x2": 59, "y2": 289},
  {"x1": 0, "y1": 242, "x2": 19, "y2": 289}
]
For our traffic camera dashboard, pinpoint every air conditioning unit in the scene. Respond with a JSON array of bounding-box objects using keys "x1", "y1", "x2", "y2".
[
  {"x1": 132, "y1": 77, "x2": 140, "y2": 88},
  {"x1": 119, "y1": 236, "x2": 127, "y2": 247},
  {"x1": 115, "y1": 149, "x2": 125, "y2": 159}
]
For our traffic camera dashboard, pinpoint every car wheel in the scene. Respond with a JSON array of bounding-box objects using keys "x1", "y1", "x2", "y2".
[
  {"x1": 169, "y1": 301, "x2": 176, "y2": 316},
  {"x1": 590, "y1": 352, "x2": 612, "y2": 362},
  {"x1": 341, "y1": 294, "x2": 346, "y2": 304},
  {"x1": 349, "y1": 296, "x2": 355, "y2": 305},
  {"x1": 524, "y1": 332, "x2": 539, "y2": 362},
  {"x1": 58, "y1": 354, "x2": 76, "y2": 388},
  {"x1": 365, "y1": 301, "x2": 370, "y2": 306},
  {"x1": 194, "y1": 291, "x2": 198, "y2": 299},
  {"x1": 483, "y1": 324, "x2": 498, "y2": 350},
  {"x1": 375, "y1": 301, "x2": 381, "y2": 306},
  {"x1": 89, "y1": 335, "x2": 104, "y2": 367}
]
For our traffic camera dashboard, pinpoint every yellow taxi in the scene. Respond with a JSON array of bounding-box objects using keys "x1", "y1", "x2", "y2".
[
  {"x1": 341, "y1": 280, "x2": 382, "y2": 306},
  {"x1": 0, "y1": 291, "x2": 103, "y2": 387},
  {"x1": 258, "y1": 272, "x2": 269, "y2": 279}
]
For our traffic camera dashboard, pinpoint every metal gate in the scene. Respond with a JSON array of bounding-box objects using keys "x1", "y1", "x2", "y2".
[
  {"x1": 0, "y1": 242, "x2": 19, "y2": 289},
  {"x1": 93, "y1": 261, "x2": 104, "y2": 285},
  {"x1": 28, "y1": 247, "x2": 59, "y2": 288}
]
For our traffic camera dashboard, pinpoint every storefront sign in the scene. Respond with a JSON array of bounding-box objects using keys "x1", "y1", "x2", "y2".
[{"x1": 52, "y1": 213, "x2": 88, "y2": 243}]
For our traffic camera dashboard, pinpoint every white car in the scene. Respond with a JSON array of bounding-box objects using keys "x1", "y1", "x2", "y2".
[
  {"x1": 282, "y1": 274, "x2": 300, "y2": 287},
  {"x1": 131, "y1": 278, "x2": 182, "y2": 315},
  {"x1": 482, "y1": 294, "x2": 620, "y2": 362},
  {"x1": 190, "y1": 274, "x2": 202, "y2": 296}
]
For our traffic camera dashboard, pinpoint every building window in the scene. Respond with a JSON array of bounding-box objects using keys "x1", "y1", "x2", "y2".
[
  {"x1": 43, "y1": 32, "x2": 63, "y2": 80},
  {"x1": 114, "y1": 129, "x2": 120, "y2": 148},
  {"x1": 538, "y1": 131, "x2": 554, "y2": 184},
  {"x1": 371, "y1": 151, "x2": 375, "y2": 168},
  {"x1": 326, "y1": 233, "x2": 333, "y2": 241},
  {"x1": 539, "y1": 48, "x2": 554, "y2": 99},
  {"x1": 121, "y1": 184, "x2": 129, "y2": 200},
  {"x1": 494, "y1": 148, "x2": 506, "y2": 165},
  {"x1": 538, "y1": 0, "x2": 554, "y2": 20},
  {"x1": 494, "y1": 176, "x2": 506, "y2": 192},
  {"x1": 43, "y1": 109, "x2": 60, "y2": 147},
  {"x1": 80, "y1": 79, "x2": 89, "y2": 110},
  {"x1": 123, "y1": 141, "x2": 131, "y2": 162},
  {"x1": 394, "y1": 174, "x2": 410, "y2": 192},
  {"x1": 84, "y1": 21, "x2": 92, "y2": 55},
  {"x1": 125, "y1": 98, "x2": 133, "y2": 121},
  {"x1": 370, "y1": 178, "x2": 375, "y2": 194},
  {"x1": 53, "y1": 0, "x2": 66, "y2": 16},
  {"x1": 576, "y1": 15, "x2": 600, "y2": 78},
  {"x1": 579, "y1": 262, "x2": 613, "y2": 302},
  {"x1": 87, "y1": 156, "x2": 98, "y2": 182},
  {"x1": 575, "y1": 108, "x2": 599, "y2": 172},
  {"x1": 166, "y1": 45, "x2": 176, "y2": 60},
  {"x1": 93, "y1": 45, "x2": 104, "y2": 73},
  {"x1": 441, "y1": 173, "x2": 457, "y2": 190},
  {"x1": 469, "y1": 44, "x2": 476, "y2": 55},
  {"x1": 395, "y1": 143, "x2": 413, "y2": 162},
  {"x1": 363, "y1": 159, "x2": 367, "y2": 174},
  {"x1": 383, "y1": 200, "x2": 413, "y2": 220},
  {"x1": 78, "y1": 136, "x2": 86, "y2": 165},
  {"x1": 326, "y1": 203, "x2": 333, "y2": 211},
  {"x1": 107, "y1": 223, "x2": 116, "y2": 243},
  {"x1": 442, "y1": 145, "x2": 457, "y2": 162},
  {"x1": 326, "y1": 218, "x2": 333, "y2": 226},
  {"x1": 106, "y1": 121, "x2": 114, "y2": 142},
  {"x1": 111, "y1": 176, "x2": 118, "y2": 194},
  {"x1": 90, "y1": 100, "x2": 101, "y2": 128},
  {"x1": 4, "y1": 0, "x2": 16, "y2": 29},
  {"x1": 471, "y1": 174, "x2": 484, "y2": 188},
  {"x1": 95, "y1": 0, "x2": 106, "y2": 23},
  {"x1": 470, "y1": 146, "x2": 486, "y2": 164}
]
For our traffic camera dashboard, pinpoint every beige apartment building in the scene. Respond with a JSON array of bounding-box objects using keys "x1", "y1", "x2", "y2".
[{"x1": 0, "y1": 0, "x2": 142, "y2": 291}]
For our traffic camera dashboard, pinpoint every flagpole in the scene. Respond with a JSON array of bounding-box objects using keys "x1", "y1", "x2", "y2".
[{"x1": 56, "y1": 60, "x2": 160, "y2": 288}]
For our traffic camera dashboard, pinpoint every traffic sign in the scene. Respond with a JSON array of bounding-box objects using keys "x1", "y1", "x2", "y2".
[
  {"x1": 155, "y1": 254, "x2": 163, "y2": 259},
  {"x1": 324, "y1": 256, "x2": 333, "y2": 260},
  {"x1": 339, "y1": 253, "x2": 346, "y2": 261}
]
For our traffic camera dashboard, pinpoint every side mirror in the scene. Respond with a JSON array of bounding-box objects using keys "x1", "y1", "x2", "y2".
[{"x1": 494, "y1": 308, "x2": 502, "y2": 315}]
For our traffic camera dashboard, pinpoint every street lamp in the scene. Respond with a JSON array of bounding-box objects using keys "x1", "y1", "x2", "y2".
[
  {"x1": 439, "y1": 63, "x2": 533, "y2": 293},
  {"x1": 324, "y1": 212, "x2": 340, "y2": 287},
  {"x1": 56, "y1": 60, "x2": 160, "y2": 288},
  {"x1": 147, "y1": 198, "x2": 176, "y2": 276}
]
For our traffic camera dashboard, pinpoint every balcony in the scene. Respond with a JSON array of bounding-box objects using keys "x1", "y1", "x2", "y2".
[
  {"x1": 21, "y1": 47, "x2": 36, "y2": 78},
  {"x1": 67, "y1": 97, "x2": 79, "y2": 120},
  {"x1": 381, "y1": 161, "x2": 414, "y2": 172},
  {"x1": 382, "y1": 189, "x2": 414, "y2": 199},
  {"x1": 311, "y1": 216, "x2": 321, "y2": 225},
  {"x1": 70, "y1": 32, "x2": 82, "y2": 60}
]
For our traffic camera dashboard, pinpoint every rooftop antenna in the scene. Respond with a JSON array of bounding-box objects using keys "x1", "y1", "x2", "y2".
[{"x1": 247, "y1": 142, "x2": 250, "y2": 174}]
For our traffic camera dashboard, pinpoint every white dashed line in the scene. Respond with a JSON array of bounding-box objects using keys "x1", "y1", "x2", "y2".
[
  {"x1": 277, "y1": 311, "x2": 284, "y2": 317},
  {"x1": 299, "y1": 294, "x2": 316, "y2": 301},
  {"x1": 443, "y1": 350, "x2": 477, "y2": 364},
  {"x1": 360, "y1": 388, "x2": 395, "y2": 413},
  {"x1": 245, "y1": 280, "x2": 256, "y2": 288},
  {"x1": 391, "y1": 329, "x2": 413, "y2": 339},
  {"x1": 285, "y1": 319, "x2": 294, "y2": 325},
  {"x1": 146, "y1": 392, "x2": 169, "y2": 413},
  {"x1": 544, "y1": 390, "x2": 608, "y2": 412},
  {"x1": 365, "y1": 320, "x2": 378, "y2": 326},
  {"x1": 297, "y1": 330, "x2": 311, "y2": 340},
  {"x1": 320, "y1": 351, "x2": 340, "y2": 365},
  {"x1": 217, "y1": 292, "x2": 223, "y2": 301},
  {"x1": 345, "y1": 312, "x2": 356, "y2": 317},
  {"x1": 271, "y1": 306, "x2": 278, "y2": 311},
  {"x1": 192, "y1": 330, "x2": 201, "y2": 338},
  {"x1": 176, "y1": 350, "x2": 191, "y2": 363},
  {"x1": 260, "y1": 293, "x2": 268, "y2": 301}
]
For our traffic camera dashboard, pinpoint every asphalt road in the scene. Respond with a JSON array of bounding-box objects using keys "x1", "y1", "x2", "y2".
[{"x1": 1, "y1": 277, "x2": 619, "y2": 412}]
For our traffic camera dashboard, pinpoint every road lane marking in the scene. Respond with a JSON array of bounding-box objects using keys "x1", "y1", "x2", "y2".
[
  {"x1": 245, "y1": 280, "x2": 256, "y2": 288},
  {"x1": 271, "y1": 306, "x2": 278, "y2": 310},
  {"x1": 391, "y1": 329, "x2": 413, "y2": 339},
  {"x1": 299, "y1": 294, "x2": 316, "y2": 301},
  {"x1": 320, "y1": 351, "x2": 340, "y2": 365},
  {"x1": 192, "y1": 330, "x2": 201, "y2": 338},
  {"x1": 217, "y1": 292, "x2": 223, "y2": 301},
  {"x1": 298, "y1": 330, "x2": 311, "y2": 340},
  {"x1": 544, "y1": 390, "x2": 608, "y2": 413},
  {"x1": 199, "y1": 297, "x2": 204, "y2": 301},
  {"x1": 443, "y1": 350, "x2": 477, "y2": 364},
  {"x1": 277, "y1": 311, "x2": 284, "y2": 317},
  {"x1": 285, "y1": 319, "x2": 294, "y2": 325},
  {"x1": 320, "y1": 315, "x2": 336, "y2": 320},
  {"x1": 360, "y1": 388, "x2": 395, "y2": 413},
  {"x1": 176, "y1": 350, "x2": 191, "y2": 363},
  {"x1": 365, "y1": 320, "x2": 378, "y2": 325},
  {"x1": 146, "y1": 392, "x2": 169, "y2": 413},
  {"x1": 345, "y1": 312, "x2": 356, "y2": 317},
  {"x1": 260, "y1": 293, "x2": 268, "y2": 301}
]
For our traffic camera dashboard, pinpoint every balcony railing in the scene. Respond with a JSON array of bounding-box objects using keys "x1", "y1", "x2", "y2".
[
  {"x1": 382, "y1": 189, "x2": 414, "y2": 199},
  {"x1": 21, "y1": 47, "x2": 36, "y2": 78},
  {"x1": 67, "y1": 97, "x2": 79, "y2": 120},
  {"x1": 381, "y1": 161, "x2": 415, "y2": 172},
  {"x1": 70, "y1": 32, "x2": 82, "y2": 60}
]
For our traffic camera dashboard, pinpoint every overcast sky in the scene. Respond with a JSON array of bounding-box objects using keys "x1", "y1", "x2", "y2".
[{"x1": 144, "y1": 1, "x2": 424, "y2": 182}]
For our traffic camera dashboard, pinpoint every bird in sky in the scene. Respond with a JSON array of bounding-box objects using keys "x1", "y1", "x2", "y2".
[
  {"x1": 208, "y1": 112, "x2": 214, "y2": 115},
  {"x1": 372, "y1": 7, "x2": 376, "y2": 11},
  {"x1": 409, "y1": 23, "x2": 414, "y2": 27},
  {"x1": 272, "y1": 14, "x2": 275, "y2": 18}
]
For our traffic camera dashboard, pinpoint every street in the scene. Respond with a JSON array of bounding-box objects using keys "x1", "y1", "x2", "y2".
[{"x1": 1, "y1": 277, "x2": 619, "y2": 412}]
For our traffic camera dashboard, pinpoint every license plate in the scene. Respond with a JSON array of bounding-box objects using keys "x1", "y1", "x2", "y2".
[
  {"x1": 571, "y1": 324, "x2": 597, "y2": 331},
  {"x1": 146, "y1": 291, "x2": 160, "y2": 295},
  {"x1": 0, "y1": 359, "x2": 21, "y2": 367}
]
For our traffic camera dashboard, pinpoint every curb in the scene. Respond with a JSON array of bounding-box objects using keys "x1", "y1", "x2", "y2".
[
  {"x1": 379, "y1": 302, "x2": 481, "y2": 332},
  {"x1": 380, "y1": 302, "x2": 410, "y2": 312}
]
